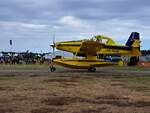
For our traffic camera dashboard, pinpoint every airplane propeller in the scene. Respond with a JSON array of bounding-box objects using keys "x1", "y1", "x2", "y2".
[
  {"x1": 49, "y1": 35, "x2": 56, "y2": 72},
  {"x1": 50, "y1": 35, "x2": 56, "y2": 57}
]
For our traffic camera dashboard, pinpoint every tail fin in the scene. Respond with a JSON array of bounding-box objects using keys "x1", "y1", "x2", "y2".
[{"x1": 126, "y1": 32, "x2": 140, "y2": 47}]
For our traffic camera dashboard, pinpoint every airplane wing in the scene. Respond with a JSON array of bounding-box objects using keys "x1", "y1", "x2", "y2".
[{"x1": 78, "y1": 40, "x2": 101, "y2": 55}]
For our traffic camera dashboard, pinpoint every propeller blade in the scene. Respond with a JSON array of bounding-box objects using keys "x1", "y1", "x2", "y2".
[
  {"x1": 50, "y1": 34, "x2": 56, "y2": 58},
  {"x1": 53, "y1": 34, "x2": 55, "y2": 45},
  {"x1": 50, "y1": 44, "x2": 55, "y2": 47},
  {"x1": 53, "y1": 45, "x2": 55, "y2": 55}
]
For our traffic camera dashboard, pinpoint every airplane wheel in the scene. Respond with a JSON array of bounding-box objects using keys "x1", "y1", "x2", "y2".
[
  {"x1": 50, "y1": 67, "x2": 56, "y2": 72},
  {"x1": 88, "y1": 67, "x2": 96, "y2": 72}
]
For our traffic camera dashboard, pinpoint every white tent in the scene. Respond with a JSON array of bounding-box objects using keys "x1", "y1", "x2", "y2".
[{"x1": 0, "y1": 52, "x2": 3, "y2": 57}]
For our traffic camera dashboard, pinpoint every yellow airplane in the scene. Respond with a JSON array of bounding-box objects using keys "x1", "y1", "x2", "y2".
[{"x1": 50, "y1": 32, "x2": 141, "y2": 72}]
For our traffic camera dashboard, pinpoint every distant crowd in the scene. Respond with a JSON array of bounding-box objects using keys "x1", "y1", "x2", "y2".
[
  {"x1": 0, "y1": 52, "x2": 46, "y2": 65},
  {"x1": 141, "y1": 50, "x2": 150, "y2": 56}
]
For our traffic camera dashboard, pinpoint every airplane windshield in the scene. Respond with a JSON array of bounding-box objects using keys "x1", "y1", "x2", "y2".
[
  {"x1": 101, "y1": 39, "x2": 108, "y2": 44},
  {"x1": 96, "y1": 38, "x2": 108, "y2": 44}
]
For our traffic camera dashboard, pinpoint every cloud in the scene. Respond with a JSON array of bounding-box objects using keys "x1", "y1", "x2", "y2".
[
  {"x1": 59, "y1": 16, "x2": 82, "y2": 27},
  {"x1": 0, "y1": 21, "x2": 49, "y2": 30},
  {"x1": 20, "y1": 23, "x2": 49, "y2": 30},
  {"x1": 0, "y1": 0, "x2": 150, "y2": 52},
  {"x1": 58, "y1": 16, "x2": 90, "y2": 30}
]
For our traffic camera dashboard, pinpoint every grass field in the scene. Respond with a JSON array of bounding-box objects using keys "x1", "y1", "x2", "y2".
[{"x1": 0, "y1": 65, "x2": 150, "y2": 113}]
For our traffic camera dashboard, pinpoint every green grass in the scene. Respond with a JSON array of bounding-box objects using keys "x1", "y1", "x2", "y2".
[
  {"x1": 0, "y1": 64, "x2": 149, "y2": 71},
  {"x1": 114, "y1": 76, "x2": 150, "y2": 83},
  {"x1": 0, "y1": 69, "x2": 150, "y2": 113},
  {"x1": 0, "y1": 64, "x2": 48, "y2": 70},
  {"x1": 111, "y1": 76, "x2": 150, "y2": 89},
  {"x1": 103, "y1": 66, "x2": 150, "y2": 71}
]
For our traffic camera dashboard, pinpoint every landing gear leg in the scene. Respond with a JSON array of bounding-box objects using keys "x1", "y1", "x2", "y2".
[
  {"x1": 50, "y1": 67, "x2": 56, "y2": 72},
  {"x1": 49, "y1": 60, "x2": 56, "y2": 72},
  {"x1": 88, "y1": 67, "x2": 96, "y2": 72}
]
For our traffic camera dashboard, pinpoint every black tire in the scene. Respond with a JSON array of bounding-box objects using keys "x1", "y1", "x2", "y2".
[
  {"x1": 50, "y1": 67, "x2": 56, "y2": 72},
  {"x1": 128, "y1": 57, "x2": 139, "y2": 66},
  {"x1": 88, "y1": 67, "x2": 96, "y2": 72}
]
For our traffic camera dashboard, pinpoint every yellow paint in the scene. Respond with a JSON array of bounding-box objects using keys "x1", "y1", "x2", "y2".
[
  {"x1": 54, "y1": 36, "x2": 141, "y2": 57},
  {"x1": 51, "y1": 33, "x2": 141, "y2": 70},
  {"x1": 53, "y1": 58, "x2": 118, "y2": 69}
]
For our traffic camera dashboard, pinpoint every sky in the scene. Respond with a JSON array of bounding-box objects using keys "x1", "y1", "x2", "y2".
[{"x1": 0, "y1": 0, "x2": 150, "y2": 53}]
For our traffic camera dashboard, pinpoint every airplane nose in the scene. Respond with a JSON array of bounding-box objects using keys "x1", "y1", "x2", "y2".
[
  {"x1": 50, "y1": 44, "x2": 55, "y2": 47},
  {"x1": 50, "y1": 42, "x2": 59, "y2": 48}
]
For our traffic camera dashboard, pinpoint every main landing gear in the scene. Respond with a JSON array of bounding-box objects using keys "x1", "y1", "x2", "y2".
[
  {"x1": 88, "y1": 67, "x2": 96, "y2": 72},
  {"x1": 50, "y1": 66, "x2": 56, "y2": 72},
  {"x1": 49, "y1": 60, "x2": 56, "y2": 72}
]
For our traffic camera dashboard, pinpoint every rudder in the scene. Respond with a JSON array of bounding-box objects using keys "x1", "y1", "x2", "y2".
[{"x1": 126, "y1": 32, "x2": 140, "y2": 47}]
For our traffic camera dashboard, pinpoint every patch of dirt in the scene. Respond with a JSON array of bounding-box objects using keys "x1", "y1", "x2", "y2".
[
  {"x1": 43, "y1": 77, "x2": 77, "y2": 83},
  {"x1": 106, "y1": 100, "x2": 150, "y2": 107},
  {"x1": 0, "y1": 67, "x2": 150, "y2": 113},
  {"x1": 58, "y1": 82, "x2": 79, "y2": 88},
  {"x1": 95, "y1": 95, "x2": 150, "y2": 107},
  {"x1": 131, "y1": 101, "x2": 150, "y2": 107},
  {"x1": 29, "y1": 74, "x2": 49, "y2": 77},
  {"x1": 42, "y1": 95, "x2": 150, "y2": 108},
  {"x1": 70, "y1": 75, "x2": 93, "y2": 80},
  {"x1": 23, "y1": 87, "x2": 44, "y2": 91},
  {"x1": 110, "y1": 83, "x2": 126, "y2": 86},
  {"x1": 0, "y1": 86, "x2": 14, "y2": 91},
  {"x1": 73, "y1": 107, "x2": 107, "y2": 113},
  {"x1": 41, "y1": 96, "x2": 94, "y2": 106},
  {"x1": 110, "y1": 79, "x2": 127, "y2": 82},
  {"x1": 43, "y1": 74, "x2": 92, "y2": 83},
  {"x1": 134, "y1": 86, "x2": 150, "y2": 92},
  {"x1": 12, "y1": 95, "x2": 28, "y2": 101},
  {"x1": 0, "y1": 98, "x2": 10, "y2": 103},
  {"x1": 123, "y1": 86, "x2": 150, "y2": 92},
  {"x1": 0, "y1": 108, "x2": 13, "y2": 113},
  {"x1": 0, "y1": 75, "x2": 17, "y2": 77},
  {"x1": 29, "y1": 75, "x2": 42, "y2": 77},
  {"x1": 31, "y1": 107, "x2": 64, "y2": 113},
  {"x1": 95, "y1": 94, "x2": 129, "y2": 100}
]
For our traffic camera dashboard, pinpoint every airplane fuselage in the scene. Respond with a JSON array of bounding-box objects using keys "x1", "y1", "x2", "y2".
[
  {"x1": 50, "y1": 32, "x2": 141, "y2": 72},
  {"x1": 55, "y1": 40, "x2": 140, "y2": 57}
]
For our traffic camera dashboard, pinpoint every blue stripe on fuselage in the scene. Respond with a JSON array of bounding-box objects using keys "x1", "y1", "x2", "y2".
[
  {"x1": 104, "y1": 45, "x2": 131, "y2": 50},
  {"x1": 57, "y1": 43, "x2": 131, "y2": 50}
]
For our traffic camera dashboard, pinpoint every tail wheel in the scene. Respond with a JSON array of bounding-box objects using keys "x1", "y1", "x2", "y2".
[
  {"x1": 88, "y1": 67, "x2": 96, "y2": 72},
  {"x1": 128, "y1": 57, "x2": 139, "y2": 66},
  {"x1": 50, "y1": 67, "x2": 56, "y2": 72}
]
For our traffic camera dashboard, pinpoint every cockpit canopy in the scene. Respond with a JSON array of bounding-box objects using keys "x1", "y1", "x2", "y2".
[{"x1": 93, "y1": 35, "x2": 116, "y2": 45}]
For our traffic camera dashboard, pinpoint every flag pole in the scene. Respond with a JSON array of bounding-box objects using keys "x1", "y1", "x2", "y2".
[{"x1": 9, "y1": 40, "x2": 13, "y2": 65}]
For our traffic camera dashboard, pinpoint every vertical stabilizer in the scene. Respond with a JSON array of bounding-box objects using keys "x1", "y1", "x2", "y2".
[{"x1": 126, "y1": 32, "x2": 140, "y2": 47}]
